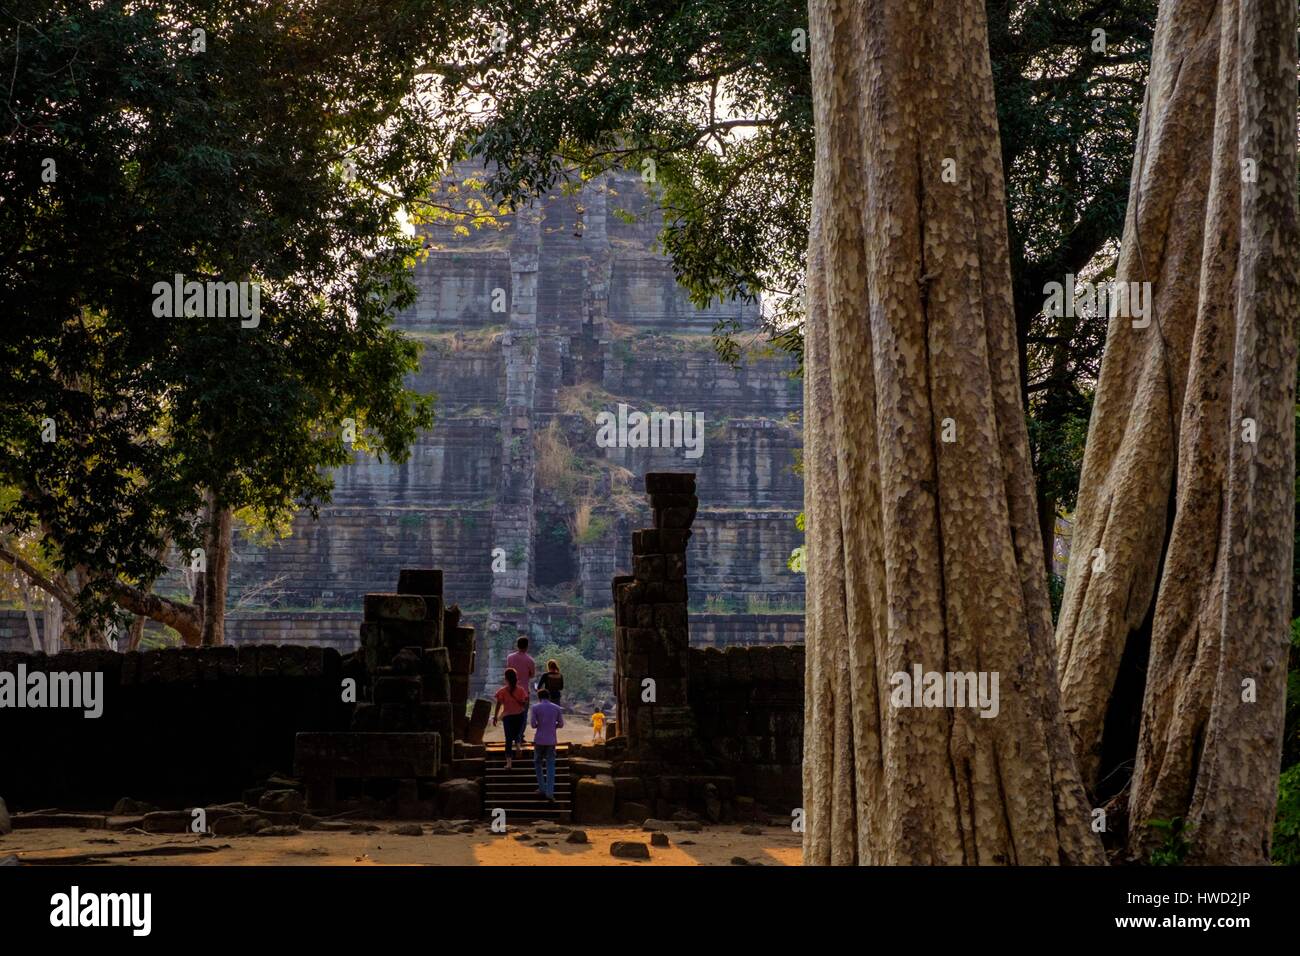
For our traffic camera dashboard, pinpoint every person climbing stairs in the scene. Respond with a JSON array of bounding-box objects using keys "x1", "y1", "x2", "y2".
[{"x1": 483, "y1": 742, "x2": 572, "y2": 821}]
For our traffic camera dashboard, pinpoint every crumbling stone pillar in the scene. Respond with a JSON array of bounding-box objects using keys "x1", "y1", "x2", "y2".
[
  {"x1": 297, "y1": 567, "x2": 456, "y2": 817},
  {"x1": 442, "y1": 603, "x2": 477, "y2": 738},
  {"x1": 613, "y1": 473, "x2": 698, "y2": 756}
]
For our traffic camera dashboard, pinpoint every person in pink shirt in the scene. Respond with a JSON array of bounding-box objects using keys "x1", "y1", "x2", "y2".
[
  {"x1": 505, "y1": 636, "x2": 536, "y2": 744},
  {"x1": 491, "y1": 668, "x2": 529, "y2": 769}
]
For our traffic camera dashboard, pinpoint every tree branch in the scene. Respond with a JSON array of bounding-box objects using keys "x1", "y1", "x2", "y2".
[
  {"x1": 0, "y1": 542, "x2": 77, "y2": 614},
  {"x1": 107, "y1": 581, "x2": 202, "y2": 646}
]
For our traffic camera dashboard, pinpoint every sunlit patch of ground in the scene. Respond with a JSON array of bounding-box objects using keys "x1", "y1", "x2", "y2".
[{"x1": 1, "y1": 822, "x2": 802, "y2": 867}]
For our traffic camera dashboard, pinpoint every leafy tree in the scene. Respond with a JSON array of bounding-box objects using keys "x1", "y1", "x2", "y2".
[
  {"x1": 534, "y1": 642, "x2": 609, "y2": 702},
  {"x1": 1274, "y1": 764, "x2": 1300, "y2": 865},
  {"x1": 0, "y1": 1, "x2": 465, "y2": 642}
]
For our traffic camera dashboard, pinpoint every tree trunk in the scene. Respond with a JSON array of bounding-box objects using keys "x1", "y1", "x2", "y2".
[
  {"x1": 201, "y1": 499, "x2": 233, "y2": 646},
  {"x1": 17, "y1": 577, "x2": 41, "y2": 651},
  {"x1": 126, "y1": 613, "x2": 146, "y2": 652},
  {"x1": 1056, "y1": 0, "x2": 1297, "y2": 863},
  {"x1": 1038, "y1": 492, "x2": 1058, "y2": 579},
  {"x1": 42, "y1": 598, "x2": 62, "y2": 653},
  {"x1": 802, "y1": 0, "x2": 1103, "y2": 864}
]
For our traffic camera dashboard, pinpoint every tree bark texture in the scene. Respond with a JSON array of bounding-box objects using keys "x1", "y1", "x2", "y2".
[
  {"x1": 1055, "y1": 0, "x2": 1297, "y2": 863},
  {"x1": 802, "y1": 0, "x2": 1104, "y2": 865}
]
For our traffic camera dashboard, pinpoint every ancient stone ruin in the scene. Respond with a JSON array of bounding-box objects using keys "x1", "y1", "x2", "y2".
[
  {"x1": 42, "y1": 162, "x2": 805, "y2": 691},
  {"x1": 563, "y1": 473, "x2": 804, "y2": 825},
  {"x1": 296, "y1": 568, "x2": 485, "y2": 819},
  {"x1": 1, "y1": 486, "x2": 802, "y2": 831},
  {"x1": 612, "y1": 472, "x2": 699, "y2": 754}
]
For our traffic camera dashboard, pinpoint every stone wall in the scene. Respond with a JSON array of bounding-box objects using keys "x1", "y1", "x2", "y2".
[
  {"x1": 599, "y1": 474, "x2": 805, "y2": 813},
  {"x1": 689, "y1": 614, "x2": 805, "y2": 648},
  {"x1": 328, "y1": 421, "x2": 501, "y2": 506},
  {"x1": 604, "y1": 339, "x2": 803, "y2": 413},
  {"x1": 401, "y1": 252, "x2": 512, "y2": 329},
  {"x1": 687, "y1": 645, "x2": 804, "y2": 810},
  {"x1": 229, "y1": 508, "x2": 495, "y2": 609},
  {"x1": 224, "y1": 612, "x2": 361, "y2": 652},
  {"x1": 0, "y1": 646, "x2": 353, "y2": 810},
  {"x1": 0, "y1": 611, "x2": 33, "y2": 652}
]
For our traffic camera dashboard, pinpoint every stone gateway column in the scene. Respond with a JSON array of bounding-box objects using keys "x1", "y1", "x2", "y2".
[{"x1": 612, "y1": 473, "x2": 698, "y2": 757}]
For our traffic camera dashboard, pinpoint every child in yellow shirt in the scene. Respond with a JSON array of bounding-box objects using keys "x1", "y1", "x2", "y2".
[{"x1": 590, "y1": 708, "x2": 606, "y2": 742}]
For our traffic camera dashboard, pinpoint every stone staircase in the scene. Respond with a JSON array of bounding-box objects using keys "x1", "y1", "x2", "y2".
[{"x1": 483, "y1": 742, "x2": 572, "y2": 822}]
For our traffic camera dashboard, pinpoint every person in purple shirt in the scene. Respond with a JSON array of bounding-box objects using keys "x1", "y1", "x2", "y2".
[{"x1": 530, "y1": 689, "x2": 564, "y2": 801}]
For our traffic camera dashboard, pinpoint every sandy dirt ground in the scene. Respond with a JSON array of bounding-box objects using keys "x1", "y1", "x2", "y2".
[{"x1": 2, "y1": 822, "x2": 801, "y2": 866}]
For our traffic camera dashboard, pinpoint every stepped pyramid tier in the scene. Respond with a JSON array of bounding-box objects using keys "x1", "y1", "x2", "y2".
[{"x1": 215, "y1": 162, "x2": 803, "y2": 682}]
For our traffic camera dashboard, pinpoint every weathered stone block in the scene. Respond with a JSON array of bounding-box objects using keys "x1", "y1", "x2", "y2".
[
  {"x1": 614, "y1": 776, "x2": 645, "y2": 801},
  {"x1": 259, "y1": 789, "x2": 305, "y2": 813},
  {"x1": 423, "y1": 701, "x2": 456, "y2": 756},
  {"x1": 142, "y1": 811, "x2": 192, "y2": 834},
  {"x1": 573, "y1": 774, "x2": 616, "y2": 823},
  {"x1": 448, "y1": 675, "x2": 470, "y2": 703},
  {"x1": 381, "y1": 618, "x2": 442, "y2": 649},
  {"x1": 467, "y1": 699, "x2": 491, "y2": 744},
  {"x1": 748, "y1": 647, "x2": 776, "y2": 682},
  {"x1": 422, "y1": 647, "x2": 451, "y2": 676},
  {"x1": 447, "y1": 648, "x2": 474, "y2": 674},
  {"x1": 644, "y1": 473, "x2": 696, "y2": 495},
  {"x1": 363, "y1": 593, "x2": 428, "y2": 623},
  {"x1": 379, "y1": 703, "x2": 415, "y2": 731},
  {"x1": 211, "y1": 814, "x2": 260, "y2": 836},
  {"x1": 689, "y1": 775, "x2": 736, "y2": 801},
  {"x1": 451, "y1": 757, "x2": 486, "y2": 776},
  {"x1": 618, "y1": 801, "x2": 651, "y2": 822},
  {"x1": 724, "y1": 645, "x2": 753, "y2": 684},
  {"x1": 438, "y1": 777, "x2": 482, "y2": 818},
  {"x1": 633, "y1": 554, "x2": 666, "y2": 580},
  {"x1": 609, "y1": 840, "x2": 650, "y2": 860},
  {"x1": 351, "y1": 703, "x2": 380, "y2": 731},
  {"x1": 768, "y1": 644, "x2": 797, "y2": 682},
  {"x1": 295, "y1": 732, "x2": 440, "y2": 781},
  {"x1": 569, "y1": 757, "x2": 613, "y2": 778},
  {"x1": 374, "y1": 676, "x2": 422, "y2": 705},
  {"x1": 445, "y1": 625, "x2": 476, "y2": 652}
]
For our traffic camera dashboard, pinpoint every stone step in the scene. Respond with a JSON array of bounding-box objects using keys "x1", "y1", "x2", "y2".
[
  {"x1": 485, "y1": 770, "x2": 571, "y2": 780},
  {"x1": 493, "y1": 809, "x2": 572, "y2": 822},
  {"x1": 483, "y1": 742, "x2": 572, "y2": 823},
  {"x1": 486, "y1": 783, "x2": 571, "y2": 792}
]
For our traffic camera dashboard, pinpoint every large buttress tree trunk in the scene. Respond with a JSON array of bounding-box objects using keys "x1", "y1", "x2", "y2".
[
  {"x1": 1055, "y1": 0, "x2": 1297, "y2": 863},
  {"x1": 802, "y1": 0, "x2": 1103, "y2": 865}
]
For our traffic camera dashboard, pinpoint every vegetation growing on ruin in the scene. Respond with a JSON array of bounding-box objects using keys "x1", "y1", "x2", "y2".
[{"x1": 532, "y1": 642, "x2": 610, "y2": 700}]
